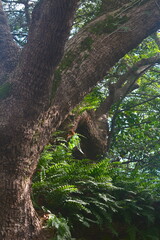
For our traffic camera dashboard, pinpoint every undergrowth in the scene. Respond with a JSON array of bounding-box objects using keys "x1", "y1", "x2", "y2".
[{"x1": 32, "y1": 134, "x2": 160, "y2": 240}]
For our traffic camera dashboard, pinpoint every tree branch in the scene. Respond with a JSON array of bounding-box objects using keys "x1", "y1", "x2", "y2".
[
  {"x1": 24, "y1": 0, "x2": 31, "y2": 26},
  {"x1": 95, "y1": 53, "x2": 160, "y2": 117},
  {"x1": 12, "y1": 0, "x2": 79, "y2": 106},
  {"x1": 52, "y1": 0, "x2": 160, "y2": 118},
  {"x1": 120, "y1": 95, "x2": 160, "y2": 112},
  {"x1": 95, "y1": 54, "x2": 160, "y2": 151},
  {"x1": 0, "y1": 0, "x2": 20, "y2": 83}
]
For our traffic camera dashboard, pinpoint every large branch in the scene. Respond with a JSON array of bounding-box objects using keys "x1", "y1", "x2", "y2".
[
  {"x1": 12, "y1": 0, "x2": 79, "y2": 105},
  {"x1": 52, "y1": 0, "x2": 160, "y2": 118},
  {"x1": 0, "y1": 0, "x2": 19, "y2": 83}
]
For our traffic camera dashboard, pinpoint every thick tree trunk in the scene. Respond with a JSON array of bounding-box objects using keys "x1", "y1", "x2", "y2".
[
  {"x1": 0, "y1": 175, "x2": 40, "y2": 239},
  {"x1": 0, "y1": 1, "x2": 78, "y2": 239},
  {"x1": 0, "y1": 0, "x2": 160, "y2": 239}
]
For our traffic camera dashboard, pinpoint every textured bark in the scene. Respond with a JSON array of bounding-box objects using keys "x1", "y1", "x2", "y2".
[
  {"x1": 100, "y1": 0, "x2": 131, "y2": 13},
  {"x1": 0, "y1": 0, "x2": 160, "y2": 239},
  {"x1": 0, "y1": 0, "x2": 78, "y2": 239}
]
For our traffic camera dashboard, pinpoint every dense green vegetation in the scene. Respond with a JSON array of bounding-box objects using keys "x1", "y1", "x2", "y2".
[{"x1": 32, "y1": 132, "x2": 160, "y2": 240}]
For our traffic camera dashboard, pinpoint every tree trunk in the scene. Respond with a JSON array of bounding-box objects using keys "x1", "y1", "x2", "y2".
[
  {"x1": 0, "y1": 1, "x2": 78, "y2": 239},
  {"x1": 0, "y1": 0, "x2": 160, "y2": 239},
  {"x1": 0, "y1": 174, "x2": 40, "y2": 239}
]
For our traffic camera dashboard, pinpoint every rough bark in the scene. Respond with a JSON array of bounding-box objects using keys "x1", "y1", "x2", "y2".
[
  {"x1": 0, "y1": 0, "x2": 160, "y2": 239},
  {"x1": 0, "y1": 0, "x2": 79, "y2": 239}
]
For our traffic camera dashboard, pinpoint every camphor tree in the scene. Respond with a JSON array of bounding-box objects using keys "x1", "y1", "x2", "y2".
[{"x1": 0, "y1": 0, "x2": 160, "y2": 239}]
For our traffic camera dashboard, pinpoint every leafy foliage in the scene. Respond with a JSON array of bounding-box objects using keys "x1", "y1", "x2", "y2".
[
  {"x1": 46, "y1": 213, "x2": 72, "y2": 240},
  {"x1": 108, "y1": 38, "x2": 160, "y2": 169},
  {"x1": 71, "y1": 0, "x2": 102, "y2": 36},
  {"x1": 32, "y1": 134, "x2": 160, "y2": 240}
]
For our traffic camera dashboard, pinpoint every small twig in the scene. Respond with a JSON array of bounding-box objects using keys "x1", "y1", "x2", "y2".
[
  {"x1": 119, "y1": 95, "x2": 160, "y2": 112},
  {"x1": 155, "y1": 0, "x2": 160, "y2": 11}
]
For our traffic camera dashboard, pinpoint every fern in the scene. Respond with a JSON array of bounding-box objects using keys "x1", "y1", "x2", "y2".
[
  {"x1": 46, "y1": 214, "x2": 72, "y2": 240},
  {"x1": 32, "y1": 134, "x2": 160, "y2": 240}
]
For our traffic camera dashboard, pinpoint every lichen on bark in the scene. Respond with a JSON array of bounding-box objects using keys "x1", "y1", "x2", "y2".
[
  {"x1": 0, "y1": 82, "x2": 11, "y2": 99},
  {"x1": 89, "y1": 15, "x2": 129, "y2": 34}
]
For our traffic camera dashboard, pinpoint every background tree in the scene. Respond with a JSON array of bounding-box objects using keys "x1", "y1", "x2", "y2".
[{"x1": 0, "y1": 0, "x2": 160, "y2": 239}]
